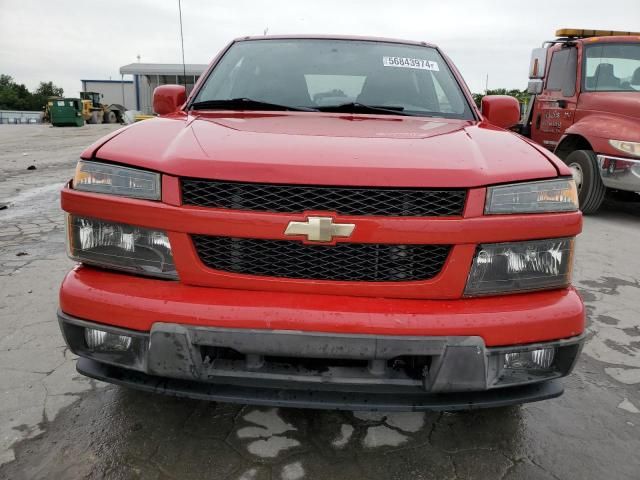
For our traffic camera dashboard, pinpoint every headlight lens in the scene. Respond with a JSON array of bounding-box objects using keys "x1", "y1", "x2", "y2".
[
  {"x1": 485, "y1": 179, "x2": 578, "y2": 214},
  {"x1": 465, "y1": 238, "x2": 574, "y2": 296},
  {"x1": 74, "y1": 160, "x2": 161, "y2": 200},
  {"x1": 609, "y1": 139, "x2": 640, "y2": 158},
  {"x1": 66, "y1": 214, "x2": 177, "y2": 279}
]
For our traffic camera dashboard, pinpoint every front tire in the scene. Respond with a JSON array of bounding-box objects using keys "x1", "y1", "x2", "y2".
[
  {"x1": 104, "y1": 111, "x2": 117, "y2": 123},
  {"x1": 564, "y1": 149, "x2": 606, "y2": 214}
]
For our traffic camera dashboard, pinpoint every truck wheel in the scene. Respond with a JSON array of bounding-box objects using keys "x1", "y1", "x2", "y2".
[
  {"x1": 104, "y1": 111, "x2": 117, "y2": 123},
  {"x1": 564, "y1": 149, "x2": 606, "y2": 214},
  {"x1": 88, "y1": 111, "x2": 99, "y2": 124}
]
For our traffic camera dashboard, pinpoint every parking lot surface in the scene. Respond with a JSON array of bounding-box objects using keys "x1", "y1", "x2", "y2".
[{"x1": 1, "y1": 125, "x2": 639, "y2": 480}]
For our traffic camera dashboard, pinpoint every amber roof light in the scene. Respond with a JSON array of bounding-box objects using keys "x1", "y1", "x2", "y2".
[{"x1": 556, "y1": 28, "x2": 640, "y2": 38}]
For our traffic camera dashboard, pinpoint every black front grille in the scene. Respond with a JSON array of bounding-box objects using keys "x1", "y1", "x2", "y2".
[
  {"x1": 192, "y1": 236, "x2": 451, "y2": 282},
  {"x1": 181, "y1": 179, "x2": 466, "y2": 217}
]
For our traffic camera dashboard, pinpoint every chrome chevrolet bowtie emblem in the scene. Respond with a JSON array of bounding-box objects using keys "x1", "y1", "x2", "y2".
[{"x1": 285, "y1": 216, "x2": 355, "y2": 242}]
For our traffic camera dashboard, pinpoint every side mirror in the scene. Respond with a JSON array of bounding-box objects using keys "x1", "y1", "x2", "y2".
[
  {"x1": 529, "y1": 47, "x2": 547, "y2": 79},
  {"x1": 153, "y1": 84, "x2": 186, "y2": 115},
  {"x1": 481, "y1": 95, "x2": 521, "y2": 129},
  {"x1": 527, "y1": 79, "x2": 543, "y2": 95}
]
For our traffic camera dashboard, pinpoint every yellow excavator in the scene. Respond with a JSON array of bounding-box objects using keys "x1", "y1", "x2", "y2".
[{"x1": 80, "y1": 92, "x2": 126, "y2": 124}]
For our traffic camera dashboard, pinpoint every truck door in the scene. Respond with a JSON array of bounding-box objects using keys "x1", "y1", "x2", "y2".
[{"x1": 530, "y1": 45, "x2": 579, "y2": 150}]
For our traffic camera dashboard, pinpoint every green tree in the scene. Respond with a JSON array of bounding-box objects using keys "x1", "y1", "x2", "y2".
[
  {"x1": 0, "y1": 75, "x2": 64, "y2": 111},
  {"x1": 0, "y1": 74, "x2": 14, "y2": 87},
  {"x1": 34, "y1": 81, "x2": 64, "y2": 98}
]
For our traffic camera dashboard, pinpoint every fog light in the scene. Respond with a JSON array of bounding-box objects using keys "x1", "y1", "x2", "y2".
[
  {"x1": 504, "y1": 348, "x2": 555, "y2": 370},
  {"x1": 85, "y1": 328, "x2": 133, "y2": 352}
]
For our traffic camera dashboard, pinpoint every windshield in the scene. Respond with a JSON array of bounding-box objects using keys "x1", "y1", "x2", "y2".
[
  {"x1": 583, "y1": 43, "x2": 640, "y2": 91},
  {"x1": 193, "y1": 39, "x2": 474, "y2": 119}
]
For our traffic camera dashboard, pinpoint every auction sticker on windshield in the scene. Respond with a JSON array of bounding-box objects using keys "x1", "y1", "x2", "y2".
[{"x1": 382, "y1": 57, "x2": 439, "y2": 71}]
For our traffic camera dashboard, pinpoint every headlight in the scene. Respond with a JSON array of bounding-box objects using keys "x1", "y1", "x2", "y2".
[
  {"x1": 74, "y1": 160, "x2": 161, "y2": 200},
  {"x1": 66, "y1": 214, "x2": 177, "y2": 279},
  {"x1": 609, "y1": 139, "x2": 640, "y2": 158},
  {"x1": 485, "y1": 179, "x2": 578, "y2": 214},
  {"x1": 465, "y1": 238, "x2": 574, "y2": 296}
]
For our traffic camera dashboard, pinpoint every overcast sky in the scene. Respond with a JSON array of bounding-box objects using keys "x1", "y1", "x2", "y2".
[{"x1": 1, "y1": 0, "x2": 639, "y2": 97}]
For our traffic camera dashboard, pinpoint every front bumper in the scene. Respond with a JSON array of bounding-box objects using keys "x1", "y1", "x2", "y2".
[
  {"x1": 598, "y1": 154, "x2": 640, "y2": 192},
  {"x1": 76, "y1": 357, "x2": 565, "y2": 411},
  {"x1": 59, "y1": 311, "x2": 584, "y2": 411},
  {"x1": 60, "y1": 267, "x2": 585, "y2": 347}
]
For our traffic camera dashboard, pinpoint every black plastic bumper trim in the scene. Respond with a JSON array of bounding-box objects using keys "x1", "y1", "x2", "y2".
[{"x1": 77, "y1": 357, "x2": 564, "y2": 412}]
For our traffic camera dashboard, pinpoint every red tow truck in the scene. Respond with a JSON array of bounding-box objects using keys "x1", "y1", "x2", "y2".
[
  {"x1": 521, "y1": 28, "x2": 640, "y2": 213},
  {"x1": 58, "y1": 35, "x2": 584, "y2": 411}
]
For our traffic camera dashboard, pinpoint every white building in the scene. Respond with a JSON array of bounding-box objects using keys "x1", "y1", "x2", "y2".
[
  {"x1": 118, "y1": 63, "x2": 208, "y2": 114},
  {"x1": 80, "y1": 79, "x2": 135, "y2": 110}
]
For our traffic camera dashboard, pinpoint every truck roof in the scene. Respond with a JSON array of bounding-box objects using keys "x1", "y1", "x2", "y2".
[{"x1": 233, "y1": 34, "x2": 437, "y2": 49}]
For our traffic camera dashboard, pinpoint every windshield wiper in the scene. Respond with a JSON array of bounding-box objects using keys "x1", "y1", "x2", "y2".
[
  {"x1": 316, "y1": 102, "x2": 413, "y2": 116},
  {"x1": 190, "y1": 98, "x2": 318, "y2": 112}
]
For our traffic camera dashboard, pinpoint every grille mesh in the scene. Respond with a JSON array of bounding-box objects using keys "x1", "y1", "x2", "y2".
[
  {"x1": 181, "y1": 179, "x2": 466, "y2": 217},
  {"x1": 192, "y1": 236, "x2": 451, "y2": 282}
]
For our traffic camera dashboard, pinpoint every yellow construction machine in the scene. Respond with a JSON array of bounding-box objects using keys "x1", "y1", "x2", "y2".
[{"x1": 80, "y1": 92, "x2": 126, "y2": 124}]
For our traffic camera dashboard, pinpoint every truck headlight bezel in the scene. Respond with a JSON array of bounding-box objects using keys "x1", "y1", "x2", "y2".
[
  {"x1": 485, "y1": 178, "x2": 578, "y2": 214},
  {"x1": 73, "y1": 160, "x2": 161, "y2": 200},
  {"x1": 66, "y1": 214, "x2": 178, "y2": 280},
  {"x1": 464, "y1": 237, "x2": 574, "y2": 296}
]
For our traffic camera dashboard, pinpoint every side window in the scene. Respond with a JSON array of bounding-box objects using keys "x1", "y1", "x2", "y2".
[{"x1": 546, "y1": 47, "x2": 577, "y2": 97}]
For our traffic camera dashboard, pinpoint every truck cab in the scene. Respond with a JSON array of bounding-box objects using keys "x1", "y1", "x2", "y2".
[
  {"x1": 80, "y1": 91, "x2": 102, "y2": 108},
  {"x1": 522, "y1": 29, "x2": 640, "y2": 213}
]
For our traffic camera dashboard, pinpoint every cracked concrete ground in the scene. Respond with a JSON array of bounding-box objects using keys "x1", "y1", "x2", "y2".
[{"x1": 1, "y1": 124, "x2": 639, "y2": 479}]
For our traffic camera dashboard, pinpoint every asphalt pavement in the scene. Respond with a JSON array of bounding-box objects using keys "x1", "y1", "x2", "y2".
[{"x1": 0, "y1": 124, "x2": 639, "y2": 480}]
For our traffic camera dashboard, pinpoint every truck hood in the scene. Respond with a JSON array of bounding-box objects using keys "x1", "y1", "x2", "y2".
[
  {"x1": 94, "y1": 112, "x2": 559, "y2": 188},
  {"x1": 578, "y1": 92, "x2": 640, "y2": 121},
  {"x1": 572, "y1": 92, "x2": 640, "y2": 146}
]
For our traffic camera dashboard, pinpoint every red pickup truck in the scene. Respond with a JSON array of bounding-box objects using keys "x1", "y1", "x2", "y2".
[{"x1": 58, "y1": 35, "x2": 584, "y2": 411}]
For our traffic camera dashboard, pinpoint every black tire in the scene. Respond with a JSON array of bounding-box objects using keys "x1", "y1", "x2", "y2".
[
  {"x1": 564, "y1": 149, "x2": 606, "y2": 214},
  {"x1": 104, "y1": 111, "x2": 117, "y2": 124},
  {"x1": 88, "y1": 111, "x2": 100, "y2": 124}
]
